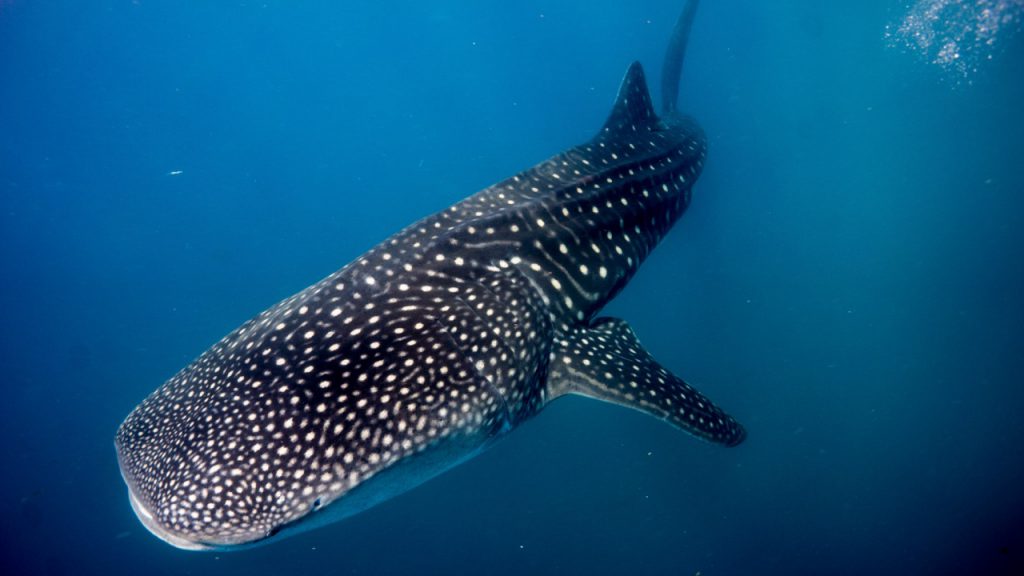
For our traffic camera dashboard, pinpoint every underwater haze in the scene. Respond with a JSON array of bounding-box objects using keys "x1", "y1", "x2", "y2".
[{"x1": 2, "y1": 1, "x2": 1023, "y2": 575}]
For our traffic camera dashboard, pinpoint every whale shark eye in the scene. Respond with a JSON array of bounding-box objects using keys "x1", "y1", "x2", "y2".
[
  {"x1": 265, "y1": 525, "x2": 281, "y2": 539},
  {"x1": 312, "y1": 497, "x2": 322, "y2": 511}
]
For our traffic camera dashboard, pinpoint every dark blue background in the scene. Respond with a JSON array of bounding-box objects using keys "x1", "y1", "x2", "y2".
[{"x1": 2, "y1": 1, "x2": 1022, "y2": 574}]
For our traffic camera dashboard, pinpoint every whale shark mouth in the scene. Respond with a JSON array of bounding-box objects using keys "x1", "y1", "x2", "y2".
[{"x1": 124, "y1": 484, "x2": 211, "y2": 551}]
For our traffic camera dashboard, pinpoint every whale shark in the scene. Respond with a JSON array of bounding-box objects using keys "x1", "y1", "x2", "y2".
[{"x1": 115, "y1": 0, "x2": 744, "y2": 551}]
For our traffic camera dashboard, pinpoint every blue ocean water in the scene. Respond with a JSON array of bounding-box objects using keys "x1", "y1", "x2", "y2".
[{"x1": 2, "y1": 0, "x2": 1022, "y2": 574}]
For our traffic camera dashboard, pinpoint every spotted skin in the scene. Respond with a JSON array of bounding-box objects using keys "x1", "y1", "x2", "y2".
[{"x1": 116, "y1": 0, "x2": 743, "y2": 551}]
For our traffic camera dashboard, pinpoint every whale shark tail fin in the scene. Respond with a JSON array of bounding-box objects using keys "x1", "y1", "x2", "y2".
[
  {"x1": 546, "y1": 317, "x2": 746, "y2": 447},
  {"x1": 661, "y1": 0, "x2": 700, "y2": 115}
]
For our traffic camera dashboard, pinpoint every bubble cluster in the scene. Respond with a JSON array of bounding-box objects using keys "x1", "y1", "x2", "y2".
[{"x1": 887, "y1": 0, "x2": 1023, "y2": 82}]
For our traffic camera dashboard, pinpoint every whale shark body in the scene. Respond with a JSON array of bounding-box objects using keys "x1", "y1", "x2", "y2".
[{"x1": 115, "y1": 0, "x2": 744, "y2": 550}]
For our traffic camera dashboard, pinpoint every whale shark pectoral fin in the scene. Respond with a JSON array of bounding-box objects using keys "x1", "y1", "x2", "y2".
[
  {"x1": 598, "y1": 61, "x2": 659, "y2": 139},
  {"x1": 546, "y1": 317, "x2": 746, "y2": 446}
]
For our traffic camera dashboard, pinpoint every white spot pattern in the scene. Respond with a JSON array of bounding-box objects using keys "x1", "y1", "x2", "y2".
[{"x1": 114, "y1": 59, "x2": 739, "y2": 552}]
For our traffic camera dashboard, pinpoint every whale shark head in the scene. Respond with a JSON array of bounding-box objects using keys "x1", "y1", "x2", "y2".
[
  {"x1": 114, "y1": 304, "x2": 467, "y2": 550},
  {"x1": 114, "y1": 345, "x2": 326, "y2": 550},
  {"x1": 115, "y1": 270, "x2": 518, "y2": 550}
]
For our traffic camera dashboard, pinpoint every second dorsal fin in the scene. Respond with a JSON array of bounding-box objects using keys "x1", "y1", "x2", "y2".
[{"x1": 598, "y1": 61, "x2": 658, "y2": 138}]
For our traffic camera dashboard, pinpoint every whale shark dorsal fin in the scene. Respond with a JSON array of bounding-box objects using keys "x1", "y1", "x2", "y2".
[
  {"x1": 598, "y1": 61, "x2": 659, "y2": 138},
  {"x1": 546, "y1": 318, "x2": 746, "y2": 446}
]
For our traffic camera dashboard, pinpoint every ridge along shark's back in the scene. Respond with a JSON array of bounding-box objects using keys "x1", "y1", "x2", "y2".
[
  {"x1": 353, "y1": 60, "x2": 707, "y2": 326},
  {"x1": 115, "y1": 0, "x2": 744, "y2": 552}
]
